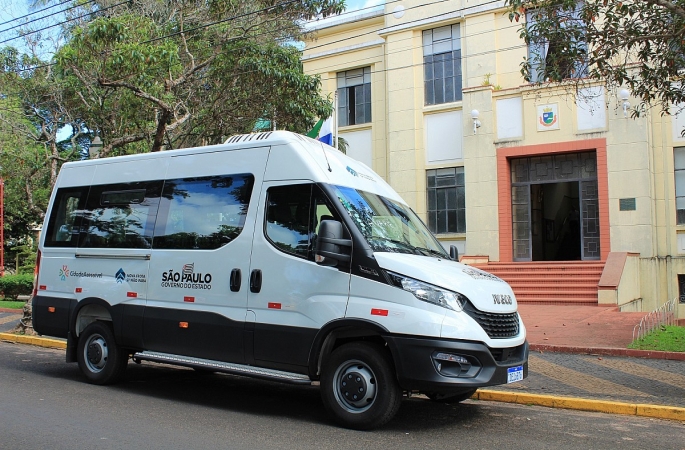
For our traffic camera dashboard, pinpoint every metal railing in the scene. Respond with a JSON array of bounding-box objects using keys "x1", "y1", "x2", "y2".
[{"x1": 632, "y1": 297, "x2": 677, "y2": 341}]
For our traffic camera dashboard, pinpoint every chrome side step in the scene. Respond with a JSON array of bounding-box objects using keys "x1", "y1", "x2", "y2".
[{"x1": 132, "y1": 351, "x2": 312, "y2": 385}]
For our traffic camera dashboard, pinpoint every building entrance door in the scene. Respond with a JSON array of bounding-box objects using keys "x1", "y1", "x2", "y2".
[{"x1": 511, "y1": 151, "x2": 600, "y2": 261}]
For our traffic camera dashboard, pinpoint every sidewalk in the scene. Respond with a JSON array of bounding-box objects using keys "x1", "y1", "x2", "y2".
[{"x1": 1, "y1": 305, "x2": 684, "y2": 422}]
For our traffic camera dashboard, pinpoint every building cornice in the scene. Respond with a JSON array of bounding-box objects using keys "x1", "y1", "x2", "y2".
[
  {"x1": 377, "y1": 1, "x2": 507, "y2": 35},
  {"x1": 304, "y1": 8, "x2": 385, "y2": 33},
  {"x1": 302, "y1": 39, "x2": 385, "y2": 62}
]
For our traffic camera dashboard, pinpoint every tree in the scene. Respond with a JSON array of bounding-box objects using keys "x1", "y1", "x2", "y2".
[
  {"x1": 0, "y1": 47, "x2": 85, "y2": 252},
  {"x1": 506, "y1": 0, "x2": 685, "y2": 118},
  {"x1": 54, "y1": 0, "x2": 343, "y2": 155}
]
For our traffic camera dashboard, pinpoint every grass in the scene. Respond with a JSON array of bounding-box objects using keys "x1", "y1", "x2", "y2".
[
  {"x1": 628, "y1": 325, "x2": 685, "y2": 352},
  {"x1": 0, "y1": 300, "x2": 25, "y2": 310}
]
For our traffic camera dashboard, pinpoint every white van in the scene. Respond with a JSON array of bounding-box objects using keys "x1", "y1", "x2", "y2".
[{"x1": 32, "y1": 131, "x2": 527, "y2": 429}]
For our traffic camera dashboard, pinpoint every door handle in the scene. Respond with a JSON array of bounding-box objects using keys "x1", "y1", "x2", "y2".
[
  {"x1": 250, "y1": 269, "x2": 262, "y2": 293},
  {"x1": 230, "y1": 269, "x2": 241, "y2": 292}
]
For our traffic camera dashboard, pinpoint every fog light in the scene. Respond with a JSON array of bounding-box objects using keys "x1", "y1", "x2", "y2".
[
  {"x1": 435, "y1": 353, "x2": 470, "y2": 364},
  {"x1": 433, "y1": 352, "x2": 473, "y2": 377}
]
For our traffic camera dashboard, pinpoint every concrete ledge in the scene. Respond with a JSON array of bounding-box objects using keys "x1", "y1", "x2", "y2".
[
  {"x1": 530, "y1": 344, "x2": 685, "y2": 361},
  {"x1": 0, "y1": 333, "x2": 66, "y2": 349},
  {"x1": 475, "y1": 390, "x2": 685, "y2": 422}
]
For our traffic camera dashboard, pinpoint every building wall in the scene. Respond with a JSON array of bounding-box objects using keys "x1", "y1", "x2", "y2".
[{"x1": 302, "y1": 1, "x2": 685, "y2": 317}]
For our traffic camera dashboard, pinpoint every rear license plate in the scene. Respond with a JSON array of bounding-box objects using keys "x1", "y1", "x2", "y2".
[{"x1": 507, "y1": 365, "x2": 523, "y2": 383}]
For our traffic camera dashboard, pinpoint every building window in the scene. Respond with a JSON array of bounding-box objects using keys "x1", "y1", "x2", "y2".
[
  {"x1": 675, "y1": 147, "x2": 685, "y2": 224},
  {"x1": 427, "y1": 167, "x2": 465, "y2": 234},
  {"x1": 526, "y1": 4, "x2": 587, "y2": 82},
  {"x1": 337, "y1": 67, "x2": 371, "y2": 126},
  {"x1": 423, "y1": 24, "x2": 462, "y2": 106}
]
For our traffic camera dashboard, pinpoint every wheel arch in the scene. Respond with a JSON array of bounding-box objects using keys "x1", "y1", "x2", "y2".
[
  {"x1": 307, "y1": 318, "x2": 397, "y2": 380},
  {"x1": 70, "y1": 297, "x2": 117, "y2": 338}
]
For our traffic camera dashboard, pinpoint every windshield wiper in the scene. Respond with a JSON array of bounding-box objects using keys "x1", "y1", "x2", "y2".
[
  {"x1": 415, "y1": 246, "x2": 449, "y2": 258},
  {"x1": 369, "y1": 236, "x2": 422, "y2": 254}
]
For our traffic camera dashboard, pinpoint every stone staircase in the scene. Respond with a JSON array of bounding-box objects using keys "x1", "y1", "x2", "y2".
[{"x1": 470, "y1": 261, "x2": 605, "y2": 305}]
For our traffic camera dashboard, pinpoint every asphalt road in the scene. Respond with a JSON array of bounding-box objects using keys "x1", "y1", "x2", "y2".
[{"x1": 1, "y1": 342, "x2": 683, "y2": 450}]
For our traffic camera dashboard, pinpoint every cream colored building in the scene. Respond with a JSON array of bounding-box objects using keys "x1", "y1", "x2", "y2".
[{"x1": 302, "y1": 0, "x2": 685, "y2": 319}]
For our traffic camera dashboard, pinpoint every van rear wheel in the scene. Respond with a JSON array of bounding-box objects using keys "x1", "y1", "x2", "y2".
[
  {"x1": 77, "y1": 321, "x2": 128, "y2": 385},
  {"x1": 320, "y1": 342, "x2": 401, "y2": 430}
]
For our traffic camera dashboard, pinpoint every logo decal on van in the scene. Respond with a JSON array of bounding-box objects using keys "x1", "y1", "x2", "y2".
[
  {"x1": 492, "y1": 294, "x2": 513, "y2": 305},
  {"x1": 115, "y1": 268, "x2": 147, "y2": 284},
  {"x1": 162, "y1": 264, "x2": 213, "y2": 290},
  {"x1": 346, "y1": 166, "x2": 358, "y2": 177},
  {"x1": 115, "y1": 268, "x2": 126, "y2": 283},
  {"x1": 58, "y1": 265, "x2": 103, "y2": 281}
]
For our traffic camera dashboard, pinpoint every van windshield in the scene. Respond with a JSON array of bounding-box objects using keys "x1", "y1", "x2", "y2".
[{"x1": 334, "y1": 186, "x2": 449, "y2": 258}]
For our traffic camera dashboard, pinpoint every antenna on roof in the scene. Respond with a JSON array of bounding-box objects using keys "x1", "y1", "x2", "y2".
[{"x1": 320, "y1": 142, "x2": 332, "y2": 172}]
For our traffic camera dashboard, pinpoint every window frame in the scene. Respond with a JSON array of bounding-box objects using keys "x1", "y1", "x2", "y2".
[
  {"x1": 423, "y1": 24, "x2": 462, "y2": 106},
  {"x1": 337, "y1": 67, "x2": 372, "y2": 127},
  {"x1": 674, "y1": 147, "x2": 685, "y2": 225},
  {"x1": 426, "y1": 167, "x2": 466, "y2": 234}
]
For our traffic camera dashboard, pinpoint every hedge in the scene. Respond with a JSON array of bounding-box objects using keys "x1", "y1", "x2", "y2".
[{"x1": 0, "y1": 274, "x2": 34, "y2": 300}]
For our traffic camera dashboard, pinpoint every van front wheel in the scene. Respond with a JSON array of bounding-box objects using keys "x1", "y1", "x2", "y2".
[
  {"x1": 77, "y1": 321, "x2": 128, "y2": 385},
  {"x1": 320, "y1": 342, "x2": 401, "y2": 430}
]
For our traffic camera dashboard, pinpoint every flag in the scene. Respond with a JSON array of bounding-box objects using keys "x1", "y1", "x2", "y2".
[{"x1": 306, "y1": 117, "x2": 333, "y2": 146}]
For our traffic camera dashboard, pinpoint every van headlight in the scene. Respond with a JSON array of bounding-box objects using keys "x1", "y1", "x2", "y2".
[{"x1": 385, "y1": 271, "x2": 466, "y2": 311}]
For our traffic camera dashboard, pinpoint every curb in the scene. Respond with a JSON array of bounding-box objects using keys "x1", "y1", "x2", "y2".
[
  {"x1": 475, "y1": 390, "x2": 685, "y2": 422},
  {"x1": 0, "y1": 308, "x2": 23, "y2": 313},
  {"x1": 530, "y1": 344, "x2": 685, "y2": 361},
  {"x1": 0, "y1": 332, "x2": 66, "y2": 349}
]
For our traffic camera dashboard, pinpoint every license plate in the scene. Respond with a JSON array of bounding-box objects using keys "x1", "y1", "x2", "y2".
[{"x1": 507, "y1": 365, "x2": 524, "y2": 383}]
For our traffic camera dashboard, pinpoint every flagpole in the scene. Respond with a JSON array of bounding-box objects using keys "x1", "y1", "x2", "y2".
[{"x1": 334, "y1": 91, "x2": 338, "y2": 150}]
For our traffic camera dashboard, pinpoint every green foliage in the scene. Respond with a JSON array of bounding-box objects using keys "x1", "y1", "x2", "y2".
[
  {"x1": 54, "y1": 0, "x2": 344, "y2": 154},
  {"x1": 0, "y1": 274, "x2": 34, "y2": 300},
  {"x1": 0, "y1": 300, "x2": 25, "y2": 309},
  {"x1": 506, "y1": 0, "x2": 685, "y2": 118},
  {"x1": 628, "y1": 325, "x2": 685, "y2": 352}
]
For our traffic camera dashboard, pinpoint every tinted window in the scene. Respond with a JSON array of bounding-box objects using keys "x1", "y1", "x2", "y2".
[
  {"x1": 79, "y1": 181, "x2": 163, "y2": 249},
  {"x1": 44, "y1": 188, "x2": 88, "y2": 247},
  {"x1": 265, "y1": 184, "x2": 337, "y2": 259},
  {"x1": 153, "y1": 175, "x2": 254, "y2": 250}
]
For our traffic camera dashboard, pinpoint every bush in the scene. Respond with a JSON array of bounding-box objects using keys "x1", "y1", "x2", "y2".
[{"x1": 0, "y1": 274, "x2": 34, "y2": 300}]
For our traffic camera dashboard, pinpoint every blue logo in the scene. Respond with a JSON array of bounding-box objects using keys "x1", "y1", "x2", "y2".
[
  {"x1": 346, "y1": 166, "x2": 358, "y2": 177},
  {"x1": 115, "y1": 268, "x2": 126, "y2": 283}
]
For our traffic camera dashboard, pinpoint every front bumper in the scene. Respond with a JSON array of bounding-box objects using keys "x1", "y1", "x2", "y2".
[{"x1": 385, "y1": 336, "x2": 528, "y2": 394}]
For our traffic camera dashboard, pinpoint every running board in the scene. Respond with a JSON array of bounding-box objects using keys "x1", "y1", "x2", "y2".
[{"x1": 132, "y1": 351, "x2": 312, "y2": 385}]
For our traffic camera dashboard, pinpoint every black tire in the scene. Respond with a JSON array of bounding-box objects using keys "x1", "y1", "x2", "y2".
[
  {"x1": 76, "y1": 321, "x2": 128, "y2": 385},
  {"x1": 320, "y1": 342, "x2": 402, "y2": 430},
  {"x1": 425, "y1": 388, "x2": 477, "y2": 403}
]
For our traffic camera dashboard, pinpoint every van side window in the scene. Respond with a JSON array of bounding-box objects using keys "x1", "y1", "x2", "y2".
[
  {"x1": 153, "y1": 174, "x2": 254, "y2": 250},
  {"x1": 266, "y1": 184, "x2": 338, "y2": 260},
  {"x1": 44, "y1": 188, "x2": 88, "y2": 247},
  {"x1": 79, "y1": 181, "x2": 163, "y2": 249}
]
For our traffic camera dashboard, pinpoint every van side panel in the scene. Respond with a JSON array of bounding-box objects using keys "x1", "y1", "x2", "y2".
[{"x1": 144, "y1": 148, "x2": 270, "y2": 363}]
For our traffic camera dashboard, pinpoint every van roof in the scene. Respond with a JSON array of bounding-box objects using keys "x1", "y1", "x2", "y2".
[{"x1": 58, "y1": 131, "x2": 405, "y2": 204}]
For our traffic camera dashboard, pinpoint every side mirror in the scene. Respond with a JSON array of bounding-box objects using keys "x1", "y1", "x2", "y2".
[
  {"x1": 450, "y1": 245, "x2": 459, "y2": 262},
  {"x1": 315, "y1": 220, "x2": 352, "y2": 267}
]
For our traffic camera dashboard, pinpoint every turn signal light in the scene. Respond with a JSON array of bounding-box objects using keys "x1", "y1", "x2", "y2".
[
  {"x1": 179, "y1": 322, "x2": 189, "y2": 329},
  {"x1": 48, "y1": 307, "x2": 55, "y2": 313}
]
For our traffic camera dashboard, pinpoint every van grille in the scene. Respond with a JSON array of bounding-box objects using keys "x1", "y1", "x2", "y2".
[{"x1": 463, "y1": 301, "x2": 520, "y2": 339}]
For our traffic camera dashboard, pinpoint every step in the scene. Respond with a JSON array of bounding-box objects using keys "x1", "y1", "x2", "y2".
[{"x1": 133, "y1": 351, "x2": 312, "y2": 385}]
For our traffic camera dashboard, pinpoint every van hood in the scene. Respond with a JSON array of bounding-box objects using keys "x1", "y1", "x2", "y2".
[{"x1": 374, "y1": 252, "x2": 517, "y2": 314}]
